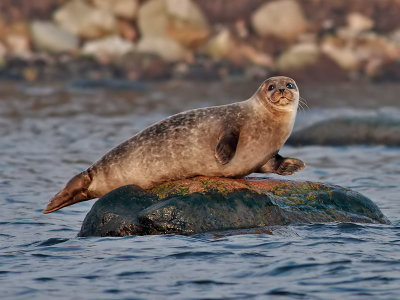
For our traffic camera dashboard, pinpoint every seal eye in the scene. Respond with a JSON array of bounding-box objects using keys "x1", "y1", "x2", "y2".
[
  {"x1": 268, "y1": 84, "x2": 275, "y2": 91},
  {"x1": 286, "y1": 83, "x2": 296, "y2": 89}
]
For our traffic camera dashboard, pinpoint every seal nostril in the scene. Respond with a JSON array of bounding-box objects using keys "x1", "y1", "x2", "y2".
[{"x1": 279, "y1": 88, "x2": 285, "y2": 93}]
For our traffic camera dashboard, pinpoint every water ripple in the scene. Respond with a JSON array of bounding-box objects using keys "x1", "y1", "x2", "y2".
[{"x1": 1, "y1": 82, "x2": 400, "y2": 299}]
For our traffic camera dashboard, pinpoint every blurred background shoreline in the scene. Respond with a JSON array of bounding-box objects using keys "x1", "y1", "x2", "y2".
[{"x1": 0, "y1": 0, "x2": 400, "y2": 83}]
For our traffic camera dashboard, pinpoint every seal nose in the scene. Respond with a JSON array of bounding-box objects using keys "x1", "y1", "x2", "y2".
[{"x1": 279, "y1": 88, "x2": 285, "y2": 93}]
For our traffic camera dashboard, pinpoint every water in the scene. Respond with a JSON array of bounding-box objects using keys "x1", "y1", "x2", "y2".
[{"x1": 1, "y1": 80, "x2": 400, "y2": 299}]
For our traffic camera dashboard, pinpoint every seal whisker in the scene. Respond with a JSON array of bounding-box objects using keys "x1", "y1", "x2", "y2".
[{"x1": 299, "y1": 97, "x2": 310, "y2": 110}]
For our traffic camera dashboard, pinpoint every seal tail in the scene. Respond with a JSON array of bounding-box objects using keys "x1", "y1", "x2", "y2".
[{"x1": 43, "y1": 170, "x2": 94, "y2": 214}]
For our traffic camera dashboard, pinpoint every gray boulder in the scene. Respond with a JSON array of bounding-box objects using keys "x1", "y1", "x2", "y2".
[{"x1": 288, "y1": 116, "x2": 400, "y2": 146}]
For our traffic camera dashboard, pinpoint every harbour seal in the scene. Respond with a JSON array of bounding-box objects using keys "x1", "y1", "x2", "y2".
[{"x1": 43, "y1": 76, "x2": 305, "y2": 213}]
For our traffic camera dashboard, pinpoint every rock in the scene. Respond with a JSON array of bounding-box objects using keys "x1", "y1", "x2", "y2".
[
  {"x1": 0, "y1": 42, "x2": 6, "y2": 65},
  {"x1": 347, "y1": 12, "x2": 374, "y2": 33},
  {"x1": 251, "y1": 0, "x2": 308, "y2": 41},
  {"x1": 30, "y1": 21, "x2": 78, "y2": 53},
  {"x1": 91, "y1": 0, "x2": 139, "y2": 20},
  {"x1": 288, "y1": 116, "x2": 400, "y2": 146},
  {"x1": 81, "y1": 35, "x2": 135, "y2": 62},
  {"x1": 373, "y1": 60, "x2": 400, "y2": 82},
  {"x1": 236, "y1": 43, "x2": 274, "y2": 68},
  {"x1": 2, "y1": 21, "x2": 31, "y2": 58},
  {"x1": 5, "y1": 34, "x2": 31, "y2": 58},
  {"x1": 137, "y1": 0, "x2": 168, "y2": 37},
  {"x1": 79, "y1": 185, "x2": 158, "y2": 237},
  {"x1": 166, "y1": 0, "x2": 208, "y2": 28},
  {"x1": 118, "y1": 19, "x2": 138, "y2": 41},
  {"x1": 390, "y1": 29, "x2": 400, "y2": 45},
  {"x1": 277, "y1": 42, "x2": 320, "y2": 71},
  {"x1": 166, "y1": 0, "x2": 210, "y2": 47},
  {"x1": 137, "y1": 0, "x2": 209, "y2": 48},
  {"x1": 321, "y1": 37, "x2": 360, "y2": 70},
  {"x1": 54, "y1": 0, "x2": 117, "y2": 39},
  {"x1": 78, "y1": 176, "x2": 389, "y2": 237},
  {"x1": 203, "y1": 29, "x2": 235, "y2": 59},
  {"x1": 203, "y1": 29, "x2": 274, "y2": 67},
  {"x1": 137, "y1": 36, "x2": 188, "y2": 62}
]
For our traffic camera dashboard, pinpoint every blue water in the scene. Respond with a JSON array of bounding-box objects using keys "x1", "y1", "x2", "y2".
[{"x1": 1, "y1": 81, "x2": 400, "y2": 299}]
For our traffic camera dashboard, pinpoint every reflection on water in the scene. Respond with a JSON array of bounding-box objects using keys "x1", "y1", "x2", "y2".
[{"x1": 1, "y1": 80, "x2": 399, "y2": 299}]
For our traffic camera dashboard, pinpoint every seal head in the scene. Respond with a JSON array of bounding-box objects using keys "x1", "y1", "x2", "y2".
[{"x1": 257, "y1": 76, "x2": 299, "y2": 110}]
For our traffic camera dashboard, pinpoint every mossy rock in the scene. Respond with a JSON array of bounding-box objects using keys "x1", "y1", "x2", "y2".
[{"x1": 78, "y1": 176, "x2": 390, "y2": 237}]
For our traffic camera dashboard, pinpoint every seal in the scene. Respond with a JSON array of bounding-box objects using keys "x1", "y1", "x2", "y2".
[{"x1": 43, "y1": 76, "x2": 305, "y2": 213}]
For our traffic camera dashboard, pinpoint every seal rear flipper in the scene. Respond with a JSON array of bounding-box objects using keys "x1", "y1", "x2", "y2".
[
  {"x1": 215, "y1": 128, "x2": 240, "y2": 165},
  {"x1": 42, "y1": 170, "x2": 94, "y2": 214}
]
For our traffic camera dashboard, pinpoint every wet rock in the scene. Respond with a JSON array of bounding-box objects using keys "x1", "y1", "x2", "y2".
[
  {"x1": 30, "y1": 21, "x2": 78, "y2": 53},
  {"x1": 54, "y1": 0, "x2": 117, "y2": 39},
  {"x1": 137, "y1": 36, "x2": 188, "y2": 62},
  {"x1": 91, "y1": 0, "x2": 139, "y2": 20},
  {"x1": 78, "y1": 176, "x2": 389, "y2": 237},
  {"x1": 81, "y1": 35, "x2": 135, "y2": 62},
  {"x1": 79, "y1": 185, "x2": 158, "y2": 237},
  {"x1": 288, "y1": 116, "x2": 400, "y2": 146},
  {"x1": 251, "y1": 0, "x2": 308, "y2": 41},
  {"x1": 277, "y1": 42, "x2": 320, "y2": 71}
]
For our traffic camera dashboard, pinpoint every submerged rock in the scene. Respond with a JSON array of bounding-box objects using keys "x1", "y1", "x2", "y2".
[
  {"x1": 78, "y1": 176, "x2": 389, "y2": 237},
  {"x1": 288, "y1": 116, "x2": 400, "y2": 146}
]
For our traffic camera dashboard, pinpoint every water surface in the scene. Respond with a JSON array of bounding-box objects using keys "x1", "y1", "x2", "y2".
[{"x1": 1, "y1": 80, "x2": 399, "y2": 299}]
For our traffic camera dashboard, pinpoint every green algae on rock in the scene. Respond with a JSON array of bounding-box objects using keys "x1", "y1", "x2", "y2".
[{"x1": 78, "y1": 176, "x2": 389, "y2": 237}]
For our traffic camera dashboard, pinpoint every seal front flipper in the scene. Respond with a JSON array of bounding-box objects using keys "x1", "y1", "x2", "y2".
[
  {"x1": 257, "y1": 154, "x2": 306, "y2": 175},
  {"x1": 215, "y1": 128, "x2": 240, "y2": 165},
  {"x1": 42, "y1": 170, "x2": 94, "y2": 214}
]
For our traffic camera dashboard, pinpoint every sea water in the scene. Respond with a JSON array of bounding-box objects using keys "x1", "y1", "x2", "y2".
[{"x1": 1, "y1": 81, "x2": 399, "y2": 299}]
